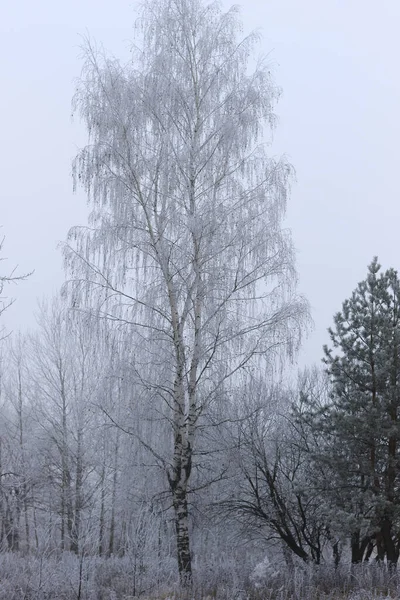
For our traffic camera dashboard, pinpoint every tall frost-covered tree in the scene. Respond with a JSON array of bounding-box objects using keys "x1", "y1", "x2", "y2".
[{"x1": 65, "y1": 0, "x2": 308, "y2": 583}]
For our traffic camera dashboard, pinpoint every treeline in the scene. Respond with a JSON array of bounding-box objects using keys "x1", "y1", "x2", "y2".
[{"x1": 1, "y1": 259, "x2": 400, "y2": 579}]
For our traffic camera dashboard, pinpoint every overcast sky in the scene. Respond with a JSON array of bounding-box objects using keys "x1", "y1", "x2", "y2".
[{"x1": 2, "y1": 0, "x2": 400, "y2": 367}]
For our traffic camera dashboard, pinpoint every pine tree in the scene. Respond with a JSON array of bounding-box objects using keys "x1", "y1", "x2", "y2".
[{"x1": 322, "y1": 258, "x2": 400, "y2": 565}]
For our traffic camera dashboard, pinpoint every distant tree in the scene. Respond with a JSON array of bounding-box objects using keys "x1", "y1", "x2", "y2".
[
  {"x1": 30, "y1": 299, "x2": 107, "y2": 553},
  {"x1": 316, "y1": 258, "x2": 400, "y2": 566},
  {"x1": 1, "y1": 335, "x2": 34, "y2": 552},
  {"x1": 0, "y1": 235, "x2": 31, "y2": 336},
  {"x1": 224, "y1": 372, "x2": 331, "y2": 565},
  {"x1": 65, "y1": 0, "x2": 308, "y2": 584}
]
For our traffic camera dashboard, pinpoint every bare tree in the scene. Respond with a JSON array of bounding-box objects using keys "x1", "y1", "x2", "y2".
[
  {"x1": 221, "y1": 375, "x2": 333, "y2": 565},
  {"x1": 0, "y1": 235, "x2": 31, "y2": 337},
  {"x1": 29, "y1": 299, "x2": 108, "y2": 553},
  {"x1": 65, "y1": 0, "x2": 309, "y2": 584}
]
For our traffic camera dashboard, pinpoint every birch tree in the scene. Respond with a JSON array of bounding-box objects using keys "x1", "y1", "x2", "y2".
[
  {"x1": 65, "y1": 0, "x2": 308, "y2": 583},
  {"x1": 30, "y1": 300, "x2": 108, "y2": 553}
]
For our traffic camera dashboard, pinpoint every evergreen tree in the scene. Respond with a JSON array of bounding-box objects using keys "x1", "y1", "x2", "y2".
[{"x1": 321, "y1": 258, "x2": 400, "y2": 565}]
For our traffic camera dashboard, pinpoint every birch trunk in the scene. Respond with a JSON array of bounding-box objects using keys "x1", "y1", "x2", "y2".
[
  {"x1": 17, "y1": 364, "x2": 30, "y2": 552},
  {"x1": 98, "y1": 457, "x2": 106, "y2": 556},
  {"x1": 71, "y1": 426, "x2": 83, "y2": 554},
  {"x1": 108, "y1": 428, "x2": 120, "y2": 557}
]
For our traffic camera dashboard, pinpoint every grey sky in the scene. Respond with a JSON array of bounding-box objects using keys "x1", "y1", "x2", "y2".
[{"x1": 2, "y1": 0, "x2": 400, "y2": 367}]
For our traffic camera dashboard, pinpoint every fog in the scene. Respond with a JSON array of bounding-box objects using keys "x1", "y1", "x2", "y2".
[{"x1": 2, "y1": 0, "x2": 400, "y2": 366}]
